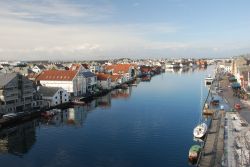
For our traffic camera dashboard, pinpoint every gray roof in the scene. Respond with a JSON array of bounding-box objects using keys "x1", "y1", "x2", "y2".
[
  {"x1": 82, "y1": 71, "x2": 96, "y2": 78},
  {"x1": 38, "y1": 86, "x2": 61, "y2": 97},
  {"x1": 0, "y1": 73, "x2": 17, "y2": 88},
  {"x1": 36, "y1": 65, "x2": 46, "y2": 70}
]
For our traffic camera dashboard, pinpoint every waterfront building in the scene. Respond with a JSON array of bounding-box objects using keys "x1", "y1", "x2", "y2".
[
  {"x1": 96, "y1": 73, "x2": 112, "y2": 90},
  {"x1": 36, "y1": 70, "x2": 86, "y2": 96},
  {"x1": 104, "y1": 64, "x2": 136, "y2": 82},
  {"x1": 235, "y1": 66, "x2": 250, "y2": 89},
  {"x1": 37, "y1": 86, "x2": 69, "y2": 107},
  {"x1": 69, "y1": 64, "x2": 97, "y2": 94},
  {"x1": 219, "y1": 62, "x2": 232, "y2": 73},
  {"x1": 110, "y1": 74, "x2": 124, "y2": 87},
  {"x1": 0, "y1": 73, "x2": 34, "y2": 113},
  {"x1": 231, "y1": 57, "x2": 249, "y2": 76}
]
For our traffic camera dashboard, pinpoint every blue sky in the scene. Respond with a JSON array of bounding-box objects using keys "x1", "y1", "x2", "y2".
[{"x1": 0, "y1": 0, "x2": 250, "y2": 60}]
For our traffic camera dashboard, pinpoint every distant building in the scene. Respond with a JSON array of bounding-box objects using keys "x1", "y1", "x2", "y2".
[
  {"x1": 32, "y1": 65, "x2": 46, "y2": 73},
  {"x1": 0, "y1": 73, "x2": 33, "y2": 113},
  {"x1": 104, "y1": 64, "x2": 136, "y2": 82}
]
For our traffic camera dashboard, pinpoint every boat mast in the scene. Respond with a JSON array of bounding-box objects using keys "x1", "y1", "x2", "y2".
[{"x1": 199, "y1": 79, "x2": 203, "y2": 124}]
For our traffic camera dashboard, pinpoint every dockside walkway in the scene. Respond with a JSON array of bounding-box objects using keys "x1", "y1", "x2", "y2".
[{"x1": 197, "y1": 110, "x2": 225, "y2": 167}]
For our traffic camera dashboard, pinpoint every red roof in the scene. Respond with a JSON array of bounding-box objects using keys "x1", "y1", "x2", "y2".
[
  {"x1": 96, "y1": 73, "x2": 111, "y2": 81},
  {"x1": 69, "y1": 64, "x2": 82, "y2": 71},
  {"x1": 82, "y1": 64, "x2": 89, "y2": 69},
  {"x1": 105, "y1": 64, "x2": 132, "y2": 74},
  {"x1": 109, "y1": 74, "x2": 122, "y2": 82},
  {"x1": 36, "y1": 70, "x2": 77, "y2": 81}
]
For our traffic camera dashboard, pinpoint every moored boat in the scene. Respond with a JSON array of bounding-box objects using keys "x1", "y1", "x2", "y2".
[
  {"x1": 188, "y1": 145, "x2": 202, "y2": 162},
  {"x1": 71, "y1": 100, "x2": 85, "y2": 105},
  {"x1": 204, "y1": 75, "x2": 213, "y2": 85},
  {"x1": 193, "y1": 123, "x2": 207, "y2": 138}
]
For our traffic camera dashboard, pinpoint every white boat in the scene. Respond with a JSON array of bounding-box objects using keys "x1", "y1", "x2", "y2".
[
  {"x1": 2, "y1": 113, "x2": 18, "y2": 119},
  {"x1": 204, "y1": 75, "x2": 213, "y2": 85},
  {"x1": 193, "y1": 123, "x2": 207, "y2": 138}
]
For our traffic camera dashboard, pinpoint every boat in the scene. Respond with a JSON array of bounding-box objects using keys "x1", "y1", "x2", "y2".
[
  {"x1": 210, "y1": 99, "x2": 219, "y2": 105},
  {"x1": 193, "y1": 81, "x2": 208, "y2": 138},
  {"x1": 2, "y1": 113, "x2": 18, "y2": 119},
  {"x1": 188, "y1": 145, "x2": 202, "y2": 162},
  {"x1": 193, "y1": 123, "x2": 207, "y2": 138},
  {"x1": 71, "y1": 100, "x2": 85, "y2": 105},
  {"x1": 141, "y1": 75, "x2": 151, "y2": 81},
  {"x1": 41, "y1": 110, "x2": 57, "y2": 118},
  {"x1": 204, "y1": 75, "x2": 213, "y2": 85}
]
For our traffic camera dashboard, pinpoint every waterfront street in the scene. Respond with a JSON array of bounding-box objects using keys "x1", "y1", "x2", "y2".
[{"x1": 220, "y1": 74, "x2": 250, "y2": 167}]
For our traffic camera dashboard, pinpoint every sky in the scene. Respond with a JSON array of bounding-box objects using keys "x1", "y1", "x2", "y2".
[{"x1": 0, "y1": 0, "x2": 250, "y2": 60}]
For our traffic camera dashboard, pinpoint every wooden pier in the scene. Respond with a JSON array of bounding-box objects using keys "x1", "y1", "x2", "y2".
[{"x1": 197, "y1": 110, "x2": 225, "y2": 167}]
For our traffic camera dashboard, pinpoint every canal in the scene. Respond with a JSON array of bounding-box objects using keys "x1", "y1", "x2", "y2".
[{"x1": 0, "y1": 66, "x2": 213, "y2": 167}]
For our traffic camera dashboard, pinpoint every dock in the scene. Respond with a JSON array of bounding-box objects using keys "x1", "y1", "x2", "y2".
[
  {"x1": 197, "y1": 110, "x2": 225, "y2": 167},
  {"x1": 196, "y1": 70, "x2": 225, "y2": 166}
]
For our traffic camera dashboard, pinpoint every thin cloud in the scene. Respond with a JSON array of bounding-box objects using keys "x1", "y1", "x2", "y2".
[{"x1": 0, "y1": 0, "x2": 114, "y2": 24}]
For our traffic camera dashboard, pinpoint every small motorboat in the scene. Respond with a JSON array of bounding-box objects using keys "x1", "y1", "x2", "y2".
[
  {"x1": 210, "y1": 99, "x2": 219, "y2": 105},
  {"x1": 189, "y1": 145, "x2": 202, "y2": 163},
  {"x1": 204, "y1": 75, "x2": 213, "y2": 85},
  {"x1": 193, "y1": 123, "x2": 207, "y2": 138},
  {"x1": 71, "y1": 100, "x2": 85, "y2": 105}
]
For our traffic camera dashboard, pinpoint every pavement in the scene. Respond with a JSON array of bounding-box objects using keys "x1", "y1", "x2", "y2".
[
  {"x1": 219, "y1": 76, "x2": 250, "y2": 123},
  {"x1": 219, "y1": 75, "x2": 250, "y2": 167}
]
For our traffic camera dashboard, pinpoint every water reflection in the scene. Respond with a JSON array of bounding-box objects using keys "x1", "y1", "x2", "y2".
[
  {"x1": 0, "y1": 120, "x2": 38, "y2": 156},
  {"x1": 0, "y1": 67, "x2": 214, "y2": 167},
  {"x1": 165, "y1": 66, "x2": 207, "y2": 75}
]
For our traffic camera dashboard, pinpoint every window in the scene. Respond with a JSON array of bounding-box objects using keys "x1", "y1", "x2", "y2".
[
  {"x1": 65, "y1": 94, "x2": 67, "y2": 96},
  {"x1": 55, "y1": 96, "x2": 57, "y2": 99}
]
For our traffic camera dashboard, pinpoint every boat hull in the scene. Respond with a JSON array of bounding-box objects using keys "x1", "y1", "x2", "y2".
[{"x1": 193, "y1": 123, "x2": 207, "y2": 138}]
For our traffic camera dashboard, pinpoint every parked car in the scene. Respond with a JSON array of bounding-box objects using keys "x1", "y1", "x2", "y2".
[{"x1": 234, "y1": 103, "x2": 241, "y2": 110}]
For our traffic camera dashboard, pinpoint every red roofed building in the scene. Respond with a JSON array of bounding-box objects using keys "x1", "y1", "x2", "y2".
[
  {"x1": 104, "y1": 64, "x2": 136, "y2": 82},
  {"x1": 96, "y1": 73, "x2": 112, "y2": 90},
  {"x1": 36, "y1": 70, "x2": 86, "y2": 96}
]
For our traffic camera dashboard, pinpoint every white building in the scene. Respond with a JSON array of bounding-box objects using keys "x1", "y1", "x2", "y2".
[
  {"x1": 32, "y1": 65, "x2": 46, "y2": 73},
  {"x1": 36, "y1": 70, "x2": 86, "y2": 96},
  {"x1": 38, "y1": 86, "x2": 69, "y2": 107},
  {"x1": 69, "y1": 64, "x2": 97, "y2": 93},
  {"x1": 219, "y1": 62, "x2": 232, "y2": 73}
]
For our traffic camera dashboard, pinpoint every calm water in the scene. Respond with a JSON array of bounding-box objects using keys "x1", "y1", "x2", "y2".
[{"x1": 0, "y1": 66, "x2": 214, "y2": 167}]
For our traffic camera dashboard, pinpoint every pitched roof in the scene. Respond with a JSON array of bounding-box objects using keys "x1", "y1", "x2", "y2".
[
  {"x1": 36, "y1": 70, "x2": 77, "y2": 81},
  {"x1": 81, "y1": 71, "x2": 96, "y2": 78},
  {"x1": 38, "y1": 86, "x2": 61, "y2": 97},
  {"x1": 82, "y1": 64, "x2": 89, "y2": 69},
  {"x1": 0, "y1": 73, "x2": 17, "y2": 88},
  {"x1": 36, "y1": 64, "x2": 46, "y2": 69},
  {"x1": 96, "y1": 73, "x2": 111, "y2": 81},
  {"x1": 105, "y1": 64, "x2": 132, "y2": 74},
  {"x1": 109, "y1": 74, "x2": 122, "y2": 82},
  {"x1": 55, "y1": 64, "x2": 65, "y2": 68},
  {"x1": 69, "y1": 64, "x2": 82, "y2": 71}
]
